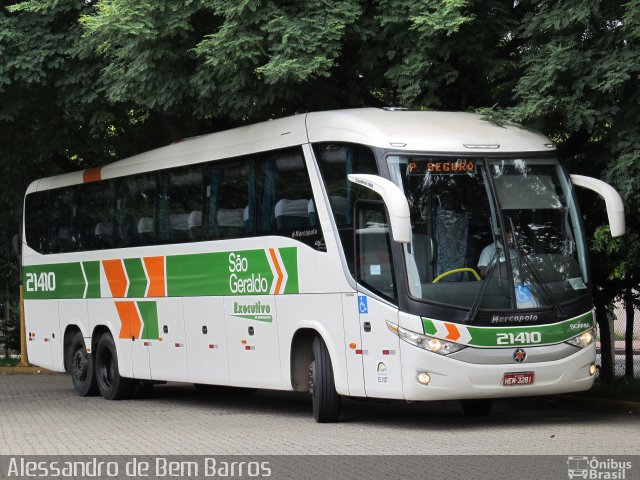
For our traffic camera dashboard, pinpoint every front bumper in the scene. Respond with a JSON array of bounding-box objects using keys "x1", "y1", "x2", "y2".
[{"x1": 401, "y1": 341, "x2": 596, "y2": 401}]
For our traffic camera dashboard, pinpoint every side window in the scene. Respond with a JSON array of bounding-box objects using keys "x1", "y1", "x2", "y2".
[
  {"x1": 205, "y1": 158, "x2": 253, "y2": 240},
  {"x1": 257, "y1": 148, "x2": 324, "y2": 250},
  {"x1": 355, "y1": 200, "x2": 397, "y2": 302},
  {"x1": 313, "y1": 143, "x2": 378, "y2": 227},
  {"x1": 77, "y1": 181, "x2": 115, "y2": 251},
  {"x1": 314, "y1": 143, "x2": 379, "y2": 271},
  {"x1": 49, "y1": 187, "x2": 78, "y2": 253},
  {"x1": 116, "y1": 175, "x2": 156, "y2": 247},
  {"x1": 24, "y1": 191, "x2": 51, "y2": 254},
  {"x1": 158, "y1": 168, "x2": 203, "y2": 243}
]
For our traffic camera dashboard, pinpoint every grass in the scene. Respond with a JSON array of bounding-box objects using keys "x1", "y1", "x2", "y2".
[
  {"x1": 577, "y1": 378, "x2": 640, "y2": 402},
  {"x1": 0, "y1": 357, "x2": 20, "y2": 367}
]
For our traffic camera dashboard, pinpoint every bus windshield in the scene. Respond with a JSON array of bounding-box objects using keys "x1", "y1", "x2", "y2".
[{"x1": 386, "y1": 155, "x2": 589, "y2": 311}]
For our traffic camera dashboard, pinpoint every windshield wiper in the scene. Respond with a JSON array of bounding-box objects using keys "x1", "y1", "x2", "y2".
[
  {"x1": 464, "y1": 222, "x2": 505, "y2": 324},
  {"x1": 464, "y1": 247, "x2": 501, "y2": 324},
  {"x1": 507, "y1": 216, "x2": 567, "y2": 319}
]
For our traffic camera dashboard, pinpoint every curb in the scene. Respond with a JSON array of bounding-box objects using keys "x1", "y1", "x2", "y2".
[
  {"x1": 0, "y1": 366, "x2": 58, "y2": 374},
  {"x1": 562, "y1": 395, "x2": 640, "y2": 414}
]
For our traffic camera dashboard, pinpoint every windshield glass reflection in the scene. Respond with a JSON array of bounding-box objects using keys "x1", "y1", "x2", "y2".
[{"x1": 387, "y1": 155, "x2": 589, "y2": 312}]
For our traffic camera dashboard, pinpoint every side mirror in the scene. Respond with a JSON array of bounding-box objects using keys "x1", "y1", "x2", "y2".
[
  {"x1": 348, "y1": 174, "x2": 411, "y2": 243},
  {"x1": 570, "y1": 175, "x2": 625, "y2": 237}
]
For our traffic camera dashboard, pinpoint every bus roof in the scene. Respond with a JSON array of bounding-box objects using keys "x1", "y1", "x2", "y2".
[{"x1": 29, "y1": 108, "x2": 555, "y2": 193}]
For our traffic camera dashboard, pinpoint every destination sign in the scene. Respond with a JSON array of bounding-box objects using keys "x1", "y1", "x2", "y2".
[{"x1": 408, "y1": 160, "x2": 477, "y2": 175}]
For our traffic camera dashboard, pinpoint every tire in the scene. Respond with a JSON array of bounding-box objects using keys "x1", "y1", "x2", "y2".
[
  {"x1": 460, "y1": 399, "x2": 493, "y2": 417},
  {"x1": 66, "y1": 331, "x2": 99, "y2": 397},
  {"x1": 310, "y1": 336, "x2": 341, "y2": 423},
  {"x1": 95, "y1": 332, "x2": 135, "y2": 400}
]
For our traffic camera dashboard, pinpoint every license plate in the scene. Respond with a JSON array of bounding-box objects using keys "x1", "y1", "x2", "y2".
[{"x1": 502, "y1": 372, "x2": 534, "y2": 386}]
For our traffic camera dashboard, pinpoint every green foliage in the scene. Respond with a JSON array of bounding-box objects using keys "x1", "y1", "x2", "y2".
[{"x1": 0, "y1": 294, "x2": 20, "y2": 357}]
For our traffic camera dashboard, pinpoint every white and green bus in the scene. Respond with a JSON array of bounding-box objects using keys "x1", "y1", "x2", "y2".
[{"x1": 22, "y1": 108, "x2": 625, "y2": 422}]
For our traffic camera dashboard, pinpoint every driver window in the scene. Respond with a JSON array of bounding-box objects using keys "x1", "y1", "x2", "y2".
[{"x1": 355, "y1": 200, "x2": 397, "y2": 302}]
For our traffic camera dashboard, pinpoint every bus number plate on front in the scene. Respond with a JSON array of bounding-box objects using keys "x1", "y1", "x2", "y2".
[{"x1": 502, "y1": 372, "x2": 534, "y2": 386}]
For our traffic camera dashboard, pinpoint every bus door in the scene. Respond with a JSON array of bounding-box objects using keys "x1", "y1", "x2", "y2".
[{"x1": 355, "y1": 200, "x2": 403, "y2": 398}]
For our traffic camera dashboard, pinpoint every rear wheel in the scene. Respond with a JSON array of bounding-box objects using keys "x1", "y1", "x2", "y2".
[
  {"x1": 460, "y1": 399, "x2": 492, "y2": 417},
  {"x1": 95, "y1": 332, "x2": 135, "y2": 400},
  {"x1": 67, "y1": 331, "x2": 99, "y2": 397},
  {"x1": 309, "y1": 336, "x2": 341, "y2": 423}
]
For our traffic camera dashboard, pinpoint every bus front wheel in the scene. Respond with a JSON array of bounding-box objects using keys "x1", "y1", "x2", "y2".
[
  {"x1": 95, "y1": 332, "x2": 135, "y2": 400},
  {"x1": 67, "y1": 331, "x2": 99, "y2": 397},
  {"x1": 309, "y1": 336, "x2": 341, "y2": 423}
]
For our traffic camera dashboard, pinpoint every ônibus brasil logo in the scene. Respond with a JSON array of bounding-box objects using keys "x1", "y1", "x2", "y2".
[{"x1": 567, "y1": 456, "x2": 632, "y2": 479}]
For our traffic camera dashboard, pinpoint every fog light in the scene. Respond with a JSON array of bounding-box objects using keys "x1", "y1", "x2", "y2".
[
  {"x1": 589, "y1": 364, "x2": 596, "y2": 376},
  {"x1": 417, "y1": 372, "x2": 431, "y2": 385}
]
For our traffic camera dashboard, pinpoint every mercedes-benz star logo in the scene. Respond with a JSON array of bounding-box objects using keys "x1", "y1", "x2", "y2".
[{"x1": 513, "y1": 348, "x2": 527, "y2": 363}]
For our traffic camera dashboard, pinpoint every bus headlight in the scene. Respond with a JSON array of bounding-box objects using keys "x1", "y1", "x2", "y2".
[
  {"x1": 566, "y1": 326, "x2": 597, "y2": 348},
  {"x1": 386, "y1": 321, "x2": 465, "y2": 355}
]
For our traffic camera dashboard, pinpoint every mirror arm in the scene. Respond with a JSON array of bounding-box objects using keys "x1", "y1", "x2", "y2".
[
  {"x1": 570, "y1": 174, "x2": 625, "y2": 237},
  {"x1": 347, "y1": 174, "x2": 411, "y2": 243}
]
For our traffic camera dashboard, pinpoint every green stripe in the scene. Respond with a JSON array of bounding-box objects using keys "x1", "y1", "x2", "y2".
[
  {"x1": 138, "y1": 301, "x2": 159, "y2": 340},
  {"x1": 422, "y1": 319, "x2": 438, "y2": 335},
  {"x1": 82, "y1": 261, "x2": 101, "y2": 298},
  {"x1": 124, "y1": 258, "x2": 146, "y2": 298},
  {"x1": 422, "y1": 311, "x2": 594, "y2": 347},
  {"x1": 23, "y1": 263, "x2": 85, "y2": 299},
  {"x1": 24, "y1": 247, "x2": 299, "y2": 299},
  {"x1": 167, "y1": 249, "x2": 275, "y2": 297},
  {"x1": 279, "y1": 247, "x2": 298, "y2": 294}
]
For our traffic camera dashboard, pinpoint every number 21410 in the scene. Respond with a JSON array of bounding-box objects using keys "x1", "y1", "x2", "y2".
[
  {"x1": 496, "y1": 332, "x2": 541, "y2": 345},
  {"x1": 25, "y1": 272, "x2": 56, "y2": 292}
]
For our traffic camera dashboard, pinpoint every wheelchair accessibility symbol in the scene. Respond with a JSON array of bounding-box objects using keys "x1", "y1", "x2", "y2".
[
  {"x1": 515, "y1": 284, "x2": 533, "y2": 303},
  {"x1": 358, "y1": 296, "x2": 369, "y2": 314}
]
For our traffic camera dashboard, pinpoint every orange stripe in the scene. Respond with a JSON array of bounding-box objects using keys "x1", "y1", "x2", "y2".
[
  {"x1": 444, "y1": 323, "x2": 461, "y2": 341},
  {"x1": 143, "y1": 256, "x2": 166, "y2": 297},
  {"x1": 83, "y1": 167, "x2": 102, "y2": 183},
  {"x1": 269, "y1": 248, "x2": 283, "y2": 294},
  {"x1": 115, "y1": 301, "x2": 141, "y2": 339},
  {"x1": 103, "y1": 259, "x2": 128, "y2": 298}
]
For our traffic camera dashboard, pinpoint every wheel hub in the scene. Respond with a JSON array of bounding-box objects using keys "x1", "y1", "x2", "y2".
[{"x1": 72, "y1": 349, "x2": 88, "y2": 381}]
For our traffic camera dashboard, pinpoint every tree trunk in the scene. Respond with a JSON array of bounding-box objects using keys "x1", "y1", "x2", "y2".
[
  {"x1": 4, "y1": 287, "x2": 9, "y2": 359},
  {"x1": 624, "y1": 287, "x2": 635, "y2": 380},
  {"x1": 595, "y1": 300, "x2": 613, "y2": 384}
]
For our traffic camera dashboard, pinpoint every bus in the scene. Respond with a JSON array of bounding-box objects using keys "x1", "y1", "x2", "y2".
[{"x1": 21, "y1": 108, "x2": 625, "y2": 422}]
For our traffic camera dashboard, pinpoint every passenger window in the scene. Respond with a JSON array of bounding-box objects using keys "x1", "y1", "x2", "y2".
[
  {"x1": 355, "y1": 200, "x2": 397, "y2": 302},
  {"x1": 49, "y1": 188, "x2": 78, "y2": 253},
  {"x1": 116, "y1": 175, "x2": 156, "y2": 247},
  {"x1": 24, "y1": 191, "x2": 51, "y2": 254},
  {"x1": 77, "y1": 181, "x2": 115, "y2": 250},
  {"x1": 205, "y1": 158, "x2": 253, "y2": 240},
  {"x1": 158, "y1": 168, "x2": 203, "y2": 243},
  {"x1": 257, "y1": 148, "x2": 324, "y2": 250}
]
